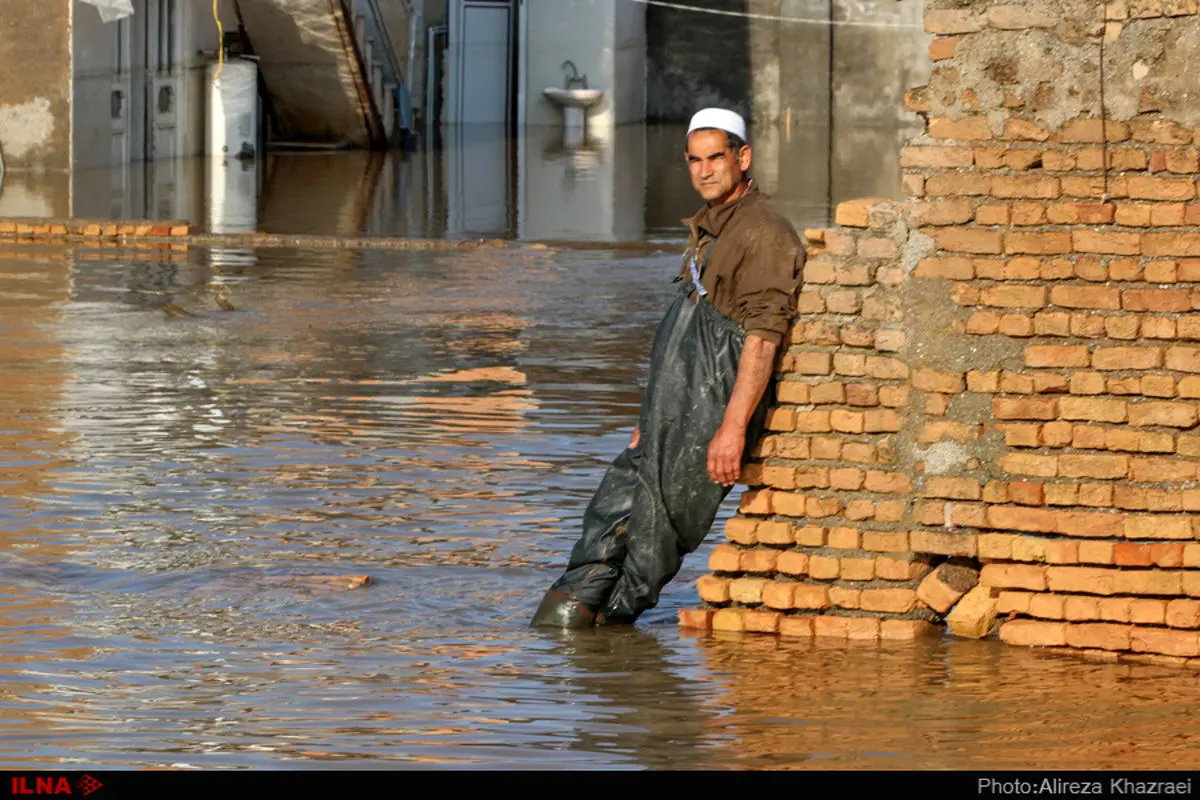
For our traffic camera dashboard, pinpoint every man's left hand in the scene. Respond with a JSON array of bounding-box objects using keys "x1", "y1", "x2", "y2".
[{"x1": 707, "y1": 423, "x2": 746, "y2": 486}]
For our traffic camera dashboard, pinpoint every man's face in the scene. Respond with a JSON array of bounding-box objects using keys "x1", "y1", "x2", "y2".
[{"x1": 686, "y1": 129, "x2": 752, "y2": 204}]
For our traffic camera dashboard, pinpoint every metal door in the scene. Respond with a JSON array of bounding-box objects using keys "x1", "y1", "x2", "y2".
[
  {"x1": 447, "y1": 0, "x2": 512, "y2": 124},
  {"x1": 144, "y1": 0, "x2": 184, "y2": 218},
  {"x1": 109, "y1": 14, "x2": 134, "y2": 217}
]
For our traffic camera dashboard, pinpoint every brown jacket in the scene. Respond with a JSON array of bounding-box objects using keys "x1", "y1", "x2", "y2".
[{"x1": 679, "y1": 182, "x2": 805, "y2": 346}]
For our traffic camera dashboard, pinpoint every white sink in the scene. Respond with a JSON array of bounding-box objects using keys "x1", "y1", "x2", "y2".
[
  {"x1": 543, "y1": 87, "x2": 603, "y2": 109},
  {"x1": 543, "y1": 87, "x2": 603, "y2": 149}
]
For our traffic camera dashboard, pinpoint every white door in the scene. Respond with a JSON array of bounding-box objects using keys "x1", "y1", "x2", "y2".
[
  {"x1": 109, "y1": 14, "x2": 133, "y2": 218},
  {"x1": 145, "y1": 0, "x2": 184, "y2": 218},
  {"x1": 447, "y1": 0, "x2": 512, "y2": 124}
]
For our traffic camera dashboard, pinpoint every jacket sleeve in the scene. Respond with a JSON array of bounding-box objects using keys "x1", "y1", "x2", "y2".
[{"x1": 736, "y1": 218, "x2": 805, "y2": 346}]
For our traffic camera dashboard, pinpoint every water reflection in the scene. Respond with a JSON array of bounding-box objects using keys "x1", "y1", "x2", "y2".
[
  {"x1": 2, "y1": 240, "x2": 1200, "y2": 768},
  {"x1": 37, "y1": 119, "x2": 922, "y2": 243}
]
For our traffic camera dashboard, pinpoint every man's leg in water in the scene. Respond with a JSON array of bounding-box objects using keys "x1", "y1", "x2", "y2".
[
  {"x1": 595, "y1": 478, "x2": 735, "y2": 625},
  {"x1": 530, "y1": 445, "x2": 641, "y2": 627}
]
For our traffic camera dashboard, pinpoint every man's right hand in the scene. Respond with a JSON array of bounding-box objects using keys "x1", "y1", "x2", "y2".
[{"x1": 629, "y1": 425, "x2": 640, "y2": 449}]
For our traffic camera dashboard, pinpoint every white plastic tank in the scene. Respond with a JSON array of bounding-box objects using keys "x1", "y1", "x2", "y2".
[{"x1": 206, "y1": 59, "x2": 259, "y2": 159}]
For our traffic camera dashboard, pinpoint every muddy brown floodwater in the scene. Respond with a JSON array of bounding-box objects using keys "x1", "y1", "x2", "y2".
[{"x1": 4, "y1": 241, "x2": 1200, "y2": 770}]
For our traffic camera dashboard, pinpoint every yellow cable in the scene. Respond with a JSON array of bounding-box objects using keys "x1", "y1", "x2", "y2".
[{"x1": 213, "y1": 0, "x2": 224, "y2": 80}]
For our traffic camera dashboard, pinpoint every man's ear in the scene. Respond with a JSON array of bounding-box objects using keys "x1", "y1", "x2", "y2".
[{"x1": 737, "y1": 145, "x2": 752, "y2": 173}]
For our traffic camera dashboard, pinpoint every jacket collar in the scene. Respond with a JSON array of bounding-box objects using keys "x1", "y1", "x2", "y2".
[{"x1": 682, "y1": 179, "x2": 760, "y2": 241}]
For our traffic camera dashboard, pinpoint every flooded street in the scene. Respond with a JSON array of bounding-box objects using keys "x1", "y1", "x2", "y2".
[{"x1": 4, "y1": 234, "x2": 1200, "y2": 770}]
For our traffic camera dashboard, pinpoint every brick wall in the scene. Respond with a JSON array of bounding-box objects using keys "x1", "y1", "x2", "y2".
[{"x1": 681, "y1": 0, "x2": 1200, "y2": 667}]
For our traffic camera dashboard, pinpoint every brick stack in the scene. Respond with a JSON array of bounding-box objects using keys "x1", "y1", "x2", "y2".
[{"x1": 682, "y1": 0, "x2": 1200, "y2": 666}]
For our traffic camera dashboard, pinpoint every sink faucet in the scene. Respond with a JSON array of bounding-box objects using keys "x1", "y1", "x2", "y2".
[{"x1": 561, "y1": 60, "x2": 589, "y2": 90}]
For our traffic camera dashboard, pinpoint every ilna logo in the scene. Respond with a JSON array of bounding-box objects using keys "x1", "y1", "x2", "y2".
[{"x1": 10, "y1": 775, "x2": 103, "y2": 796}]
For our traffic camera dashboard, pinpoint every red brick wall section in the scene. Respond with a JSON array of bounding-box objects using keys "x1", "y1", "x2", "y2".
[{"x1": 680, "y1": 0, "x2": 1200, "y2": 668}]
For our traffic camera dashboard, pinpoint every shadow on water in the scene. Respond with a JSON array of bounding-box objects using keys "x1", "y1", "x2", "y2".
[{"x1": 3, "y1": 236, "x2": 1200, "y2": 768}]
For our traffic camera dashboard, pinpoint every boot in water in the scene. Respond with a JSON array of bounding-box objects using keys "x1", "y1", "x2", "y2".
[{"x1": 530, "y1": 590, "x2": 598, "y2": 628}]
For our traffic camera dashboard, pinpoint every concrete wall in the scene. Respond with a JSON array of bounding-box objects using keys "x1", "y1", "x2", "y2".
[
  {"x1": 647, "y1": 0, "x2": 930, "y2": 125},
  {"x1": 0, "y1": 0, "x2": 73, "y2": 173},
  {"x1": 523, "y1": 0, "x2": 645, "y2": 131},
  {"x1": 613, "y1": 0, "x2": 647, "y2": 126},
  {"x1": 524, "y1": 0, "x2": 615, "y2": 129}
]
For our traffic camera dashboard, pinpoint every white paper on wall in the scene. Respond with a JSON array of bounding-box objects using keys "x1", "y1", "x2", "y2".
[{"x1": 80, "y1": 0, "x2": 135, "y2": 23}]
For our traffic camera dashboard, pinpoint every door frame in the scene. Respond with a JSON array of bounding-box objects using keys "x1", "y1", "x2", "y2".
[{"x1": 446, "y1": 0, "x2": 514, "y2": 125}]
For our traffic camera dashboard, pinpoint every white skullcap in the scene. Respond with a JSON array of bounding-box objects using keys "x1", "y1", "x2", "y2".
[{"x1": 687, "y1": 108, "x2": 747, "y2": 142}]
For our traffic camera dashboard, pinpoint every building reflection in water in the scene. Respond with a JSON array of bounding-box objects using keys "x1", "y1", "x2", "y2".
[{"x1": 47, "y1": 115, "x2": 921, "y2": 244}]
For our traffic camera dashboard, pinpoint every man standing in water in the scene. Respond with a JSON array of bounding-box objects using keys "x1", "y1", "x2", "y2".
[{"x1": 532, "y1": 108, "x2": 805, "y2": 628}]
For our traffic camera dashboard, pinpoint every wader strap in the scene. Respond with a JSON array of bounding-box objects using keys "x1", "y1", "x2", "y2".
[{"x1": 676, "y1": 235, "x2": 717, "y2": 300}]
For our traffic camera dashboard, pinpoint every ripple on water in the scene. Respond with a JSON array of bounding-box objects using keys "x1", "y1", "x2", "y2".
[{"x1": 1, "y1": 245, "x2": 1200, "y2": 769}]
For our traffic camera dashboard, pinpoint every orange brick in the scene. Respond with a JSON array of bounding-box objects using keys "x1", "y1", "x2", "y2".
[
  {"x1": 741, "y1": 548, "x2": 780, "y2": 574},
  {"x1": 864, "y1": 470, "x2": 912, "y2": 494},
  {"x1": 778, "y1": 616, "x2": 814, "y2": 637},
  {"x1": 762, "y1": 465, "x2": 797, "y2": 490},
  {"x1": 1029, "y1": 592, "x2": 1066, "y2": 619},
  {"x1": 1005, "y1": 231, "x2": 1074, "y2": 255},
  {"x1": 1166, "y1": 599, "x2": 1200, "y2": 629},
  {"x1": 729, "y1": 577, "x2": 768, "y2": 604},
  {"x1": 1072, "y1": 230, "x2": 1143, "y2": 255},
  {"x1": 1092, "y1": 347, "x2": 1163, "y2": 371},
  {"x1": 739, "y1": 490, "x2": 773, "y2": 516},
  {"x1": 900, "y1": 144, "x2": 974, "y2": 168},
  {"x1": 1143, "y1": 232, "x2": 1200, "y2": 257},
  {"x1": 711, "y1": 608, "x2": 746, "y2": 632},
  {"x1": 987, "y1": 505, "x2": 1058, "y2": 534},
  {"x1": 863, "y1": 409, "x2": 903, "y2": 433},
  {"x1": 991, "y1": 175, "x2": 1060, "y2": 199},
  {"x1": 1131, "y1": 627, "x2": 1200, "y2": 657},
  {"x1": 839, "y1": 557, "x2": 875, "y2": 581},
  {"x1": 697, "y1": 575, "x2": 732, "y2": 603},
  {"x1": 1046, "y1": 201, "x2": 1116, "y2": 225},
  {"x1": 861, "y1": 531, "x2": 909, "y2": 552},
  {"x1": 916, "y1": 257, "x2": 974, "y2": 280},
  {"x1": 1066, "y1": 622, "x2": 1131, "y2": 651},
  {"x1": 1000, "y1": 452, "x2": 1059, "y2": 477},
  {"x1": 929, "y1": 116, "x2": 993, "y2": 140},
  {"x1": 709, "y1": 543, "x2": 744, "y2": 573},
  {"x1": 742, "y1": 609, "x2": 782, "y2": 633},
  {"x1": 1113, "y1": 569, "x2": 1184, "y2": 596},
  {"x1": 1057, "y1": 118, "x2": 1131, "y2": 143},
  {"x1": 776, "y1": 551, "x2": 809, "y2": 576},
  {"x1": 1050, "y1": 285, "x2": 1121, "y2": 310},
  {"x1": 1033, "y1": 311, "x2": 1071, "y2": 336},
  {"x1": 1122, "y1": 288, "x2": 1191, "y2": 313},
  {"x1": 1046, "y1": 566, "x2": 1117, "y2": 595},
  {"x1": 861, "y1": 588, "x2": 919, "y2": 614},
  {"x1": 761, "y1": 581, "x2": 797, "y2": 610},
  {"x1": 792, "y1": 584, "x2": 831, "y2": 610},
  {"x1": 1116, "y1": 203, "x2": 1153, "y2": 226},
  {"x1": 935, "y1": 227, "x2": 1005, "y2": 254},
  {"x1": 923, "y1": 476, "x2": 983, "y2": 501},
  {"x1": 975, "y1": 204, "x2": 1010, "y2": 225},
  {"x1": 1059, "y1": 454, "x2": 1129, "y2": 479},
  {"x1": 678, "y1": 608, "x2": 715, "y2": 630},
  {"x1": 725, "y1": 516, "x2": 759, "y2": 545},
  {"x1": 1000, "y1": 619, "x2": 1068, "y2": 647},
  {"x1": 1152, "y1": 204, "x2": 1187, "y2": 226},
  {"x1": 1128, "y1": 176, "x2": 1197, "y2": 201},
  {"x1": 1128, "y1": 401, "x2": 1198, "y2": 428},
  {"x1": 1025, "y1": 346, "x2": 1090, "y2": 368}
]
